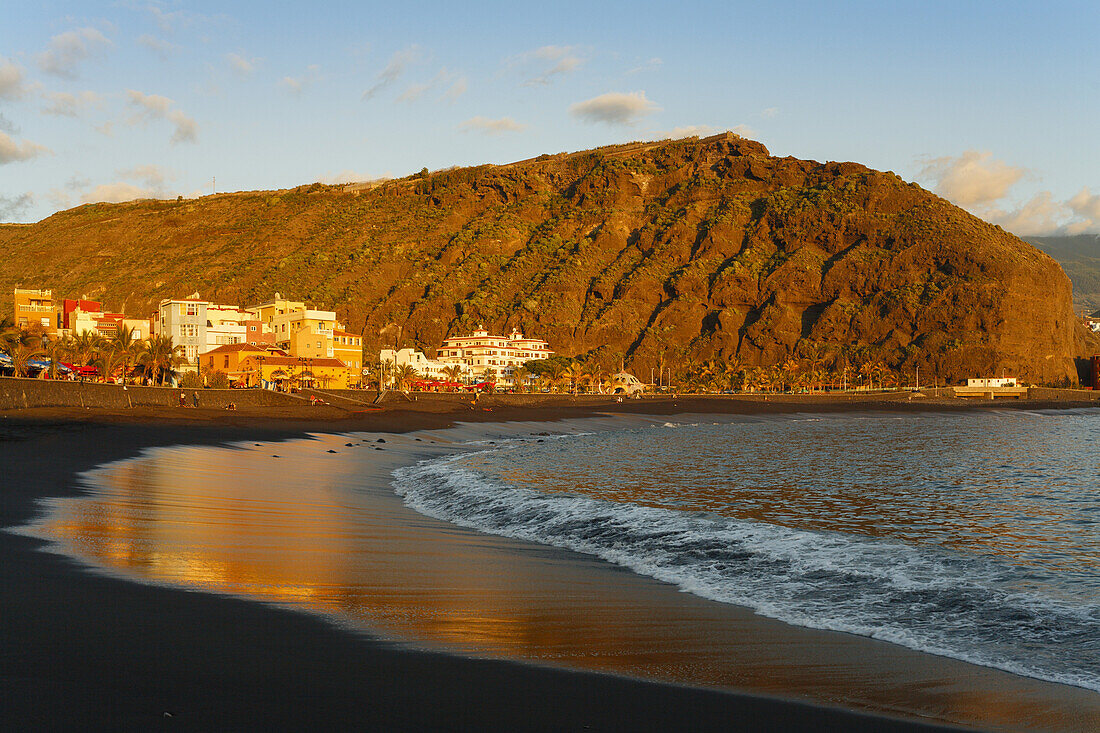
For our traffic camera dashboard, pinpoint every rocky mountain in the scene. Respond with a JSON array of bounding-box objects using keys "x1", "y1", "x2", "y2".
[{"x1": 0, "y1": 133, "x2": 1082, "y2": 382}]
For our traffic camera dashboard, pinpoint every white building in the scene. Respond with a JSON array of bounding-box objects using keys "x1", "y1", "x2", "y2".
[
  {"x1": 967, "y1": 377, "x2": 1017, "y2": 388},
  {"x1": 379, "y1": 348, "x2": 468, "y2": 381},
  {"x1": 435, "y1": 326, "x2": 553, "y2": 378},
  {"x1": 154, "y1": 297, "x2": 208, "y2": 363}
]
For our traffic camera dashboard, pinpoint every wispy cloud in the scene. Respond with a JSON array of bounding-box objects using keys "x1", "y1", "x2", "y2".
[
  {"x1": 510, "y1": 45, "x2": 585, "y2": 86},
  {"x1": 227, "y1": 52, "x2": 260, "y2": 77},
  {"x1": 760, "y1": 107, "x2": 779, "y2": 118},
  {"x1": 0, "y1": 192, "x2": 34, "y2": 220},
  {"x1": 626, "y1": 57, "x2": 662, "y2": 75},
  {"x1": 126, "y1": 89, "x2": 198, "y2": 144},
  {"x1": 647, "y1": 124, "x2": 719, "y2": 140},
  {"x1": 37, "y1": 27, "x2": 112, "y2": 78},
  {"x1": 280, "y1": 65, "x2": 321, "y2": 95},
  {"x1": 459, "y1": 116, "x2": 527, "y2": 135},
  {"x1": 137, "y1": 34, "x2": 180, "y2": 57},
  {"x1": 362, "y1": 45, "x2": 422, "y2": 100},
  {"x1": 0, "y1": 132, "x2": 52, "y2": 164},
  {"x1": 569, "y1": 91, "x2": 660, "y2": 126},
  {"x1": 80, "y1": 181, "x2": 156, "y2": 204},
  {"x1": 41, "y1": 91, "x2": 101, "y2": 117}
]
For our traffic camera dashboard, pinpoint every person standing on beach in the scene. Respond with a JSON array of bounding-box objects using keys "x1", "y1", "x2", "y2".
[{"x1": 192, "y1": 391, "x2": 199, "y2": 408}]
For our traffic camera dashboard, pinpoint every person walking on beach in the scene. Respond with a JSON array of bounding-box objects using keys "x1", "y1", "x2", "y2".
[{"x1": 192, "y1": 391, "x2": 199, "y2": 408}]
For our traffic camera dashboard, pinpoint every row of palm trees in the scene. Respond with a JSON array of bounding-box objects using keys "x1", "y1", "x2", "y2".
[
  {"x1": 682, "y1": 358, "x2": 905, "y2": 394},
  {"x1": 0, "y1": 319, "x2": 185, "y2": 384}
]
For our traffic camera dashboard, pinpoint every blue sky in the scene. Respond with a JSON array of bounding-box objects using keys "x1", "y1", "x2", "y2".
[{"x1": 2, "y1": 1, "x2": 1099, "y2": 234}]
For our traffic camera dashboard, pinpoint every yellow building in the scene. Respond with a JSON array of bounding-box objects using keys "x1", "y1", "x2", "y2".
[
  {"x1": 333, "y1": 329, "x2": 363, "y2": 371},
  {"x1": 237, "y1": 355, "x2": 358, "y2": 390},
  {"x1": 245, "y1": 294, "x2": 342, "y2": 352},
  {"x1": 13, "y1": 288, "x2": 59, "y2": 334}
]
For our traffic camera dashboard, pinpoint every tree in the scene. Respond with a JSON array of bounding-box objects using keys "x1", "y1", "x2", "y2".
[
  {"x1": 138, "y1": 335, "x2": 184, "y2": 385},
  {"x1": 443, "y1": 364, "x2": 465, "y2": 387},
  {"x1": 393, "y1": 363, "x2": 419, "y2": 391},
  {"x1": 206, "y1": 370, "x2": 230, "y2": 389},
  {"x1": 510, "y1": 366, "x2": 529, "y2": 393},
  {"x1": 109, "y1": 325, "x2": 143, "y2": 384}
]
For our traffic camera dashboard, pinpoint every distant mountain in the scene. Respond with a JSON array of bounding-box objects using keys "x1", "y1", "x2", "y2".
[
  {"x1": 1026, "y1": 235, "x2": 1100, "y2": 313},
  {"x1": 0, "y1": 133, "x2": 1083, "y2": 383}
]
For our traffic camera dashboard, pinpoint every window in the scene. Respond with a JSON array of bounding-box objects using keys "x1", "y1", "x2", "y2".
[
  {"x1": 224, "y1": 356, "x2": 230, "y2": 368},
  {"x1": 186, "y1": 303, "x2": 197, "y2": 316},
  {"x1": 178, "y1": 304, "x2": 186, "y2": 316}
]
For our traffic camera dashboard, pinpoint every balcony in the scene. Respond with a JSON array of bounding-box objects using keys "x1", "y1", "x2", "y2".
[
  {"x1": 18, "y1": 304, "x2": 57, "y2": 313},
  {"x1": 15, "y1": 288, "x2": 52, "y2": 297}
]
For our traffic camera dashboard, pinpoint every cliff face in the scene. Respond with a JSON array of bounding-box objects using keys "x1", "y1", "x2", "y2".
[{"x1": 0, "y1": 133, "x2": 1078, "y2": 382}]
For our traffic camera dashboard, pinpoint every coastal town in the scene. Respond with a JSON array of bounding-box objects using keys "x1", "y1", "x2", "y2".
[
  {"x1": 1, "y1": 286, "x2": 581, "y2": 393},
  {"x1": 1, "y1": 286, "x2": 1077, "y2": 398}
]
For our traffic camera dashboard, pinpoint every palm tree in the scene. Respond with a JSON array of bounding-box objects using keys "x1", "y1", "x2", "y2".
[
  {"x1": 443, "y1": 364, "x2": 464, "y2": 389},
  {"x1": 138, "y1": 335, "x2": 184, "y2": 385},
  {"x1": 562, "y1": 362, "x2": 586, "y2": 395},
  {"x1": 43, "y1": 334, "x2": 74, "y2": 380},
  {"x1": 510, "y1": 366, "x2": 530, "y2": 393},
  {"x1": 393, "y1": 364, "x2": 419, "y2": 391},
  {"x1": 71, "y1": 330, "x2": 104, "y2": 372},
  {"x1": 109, "y1": 325, "x2": 143, "y2": 384}
]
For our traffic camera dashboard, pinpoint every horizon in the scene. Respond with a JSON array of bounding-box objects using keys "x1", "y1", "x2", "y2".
[{"x1": 3, "y1": 1, "x2": 1100, "y2": 236}]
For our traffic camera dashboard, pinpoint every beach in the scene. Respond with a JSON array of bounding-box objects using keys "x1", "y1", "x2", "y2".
[{"x1": 3, "y1": 395, "x2": 1099, "y2": 731}]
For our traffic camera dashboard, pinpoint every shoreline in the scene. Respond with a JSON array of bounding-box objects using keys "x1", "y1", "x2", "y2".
[{"x1": 4, "y1": 398, "x2": 1098, "y2": 731}]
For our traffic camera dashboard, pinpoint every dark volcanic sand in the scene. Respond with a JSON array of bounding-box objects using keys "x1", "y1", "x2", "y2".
[{"x1": 4, "y1": 395, "x2": 1086, "y2": 731}]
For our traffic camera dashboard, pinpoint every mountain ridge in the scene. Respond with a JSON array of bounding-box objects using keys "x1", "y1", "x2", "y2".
[{"x1": 0, "y1": 132, "x2": 1081, "y2": 382}]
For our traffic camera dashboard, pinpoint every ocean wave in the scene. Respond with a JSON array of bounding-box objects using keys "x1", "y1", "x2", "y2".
[{"x1": 392, "y1": 453, "x2": 1100, "y2": 692}]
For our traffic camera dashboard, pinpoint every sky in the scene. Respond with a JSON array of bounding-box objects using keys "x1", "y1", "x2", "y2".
[{"x1": 2, "y1": 1, "x2": 1099, "y2": 235}]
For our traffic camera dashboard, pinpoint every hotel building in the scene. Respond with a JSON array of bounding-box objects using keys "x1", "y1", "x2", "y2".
[{"x1": 436, "y1": 327, "x2": 553, "y2": 378}]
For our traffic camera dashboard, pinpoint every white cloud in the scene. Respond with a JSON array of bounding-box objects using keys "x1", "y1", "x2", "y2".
[
  {"x1": 393, "y1": 67, "x2": 464, "y2": 103},
  {"x1": 0, "y1": 132, "x2": 51, "y2": 164},
  {"x1": 1067, "y1": 188, "x2": 1100, "y2": 221},
  {"x1": 919, "y1": 150, "x2": 1025, "y2": 207},
  {"x1": 760, "y1": 107, "x2": 779, "y2": 118},
  {"x1": 512, "y1": 45, "x2": 585, "y2": 86},
  {"x1": 41, "y1": 91, "x2": 101, "y2": 117},
  {"x1": 569, "y1": 91, "x2": 660, "y2": 126},
  {"x1": 280, "y1": 65, "x2": 321, "y2": 95},
  {"x1": 459, "y1": 116, "x2": 527, "y2": 135},
  {"x1": 80, "y1": 182, "x2": 156, "y2": 204},
  {"x1": 397, "y1": 81, "x2": 431, "y2": 102},
  {"x1": 732, "y1": 124, "x2": 755, "y2": 137},
  {"x1": 0, "y1": 58, "x2": 29, "y2": 100},
  {"x1": 127, "y1": 89, "x2": 198, "y2": 144},
  {"x1": 362, "y1": 45, "x2": 422, "y2": 100},
  {"x1": 0, "y1": 112, "x2": 17, "y2": 134},
  {"x1": 137, "y1": 34, "x2": 179, "y2": 57},
  {"x1": 227, "y1": 52, "x2": 259, "y2": 77},
  {"x1": 982, "y1": 192, "x2": 1065, "y2": 237},
  {"x1": 46, "y1": 188, "x2": 72, "y2": 211},
  {"x1": 37, "y1": 27, "x2": 112, "y2": 78},
  {"x1": 0, "y1": 192, "x2": 34, "y2": 220}
]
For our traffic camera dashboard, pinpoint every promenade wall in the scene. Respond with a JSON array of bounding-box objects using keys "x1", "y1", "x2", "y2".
[{"x1": 0, "y1": 377, "x2": 303, "y2": 410}]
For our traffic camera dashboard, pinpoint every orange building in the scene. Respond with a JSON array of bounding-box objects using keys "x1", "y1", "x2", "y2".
[{"x1": 13, "y1": 288, "x2": 59, "y2": 334}]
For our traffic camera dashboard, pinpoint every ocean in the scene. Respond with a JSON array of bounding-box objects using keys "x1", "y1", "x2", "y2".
[{"x1": 394, "y1": 410, "x2": 1100, "y2": 693}]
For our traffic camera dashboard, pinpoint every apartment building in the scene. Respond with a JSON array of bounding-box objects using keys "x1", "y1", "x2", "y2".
[
  {"x1": 333, "y1": 329, "x2": 363, "y2": 371},
  {"x1": 154, "y1": 297, "x2": 208, "y2": 363},
  {"x1": 13, "y1": 288, "x2": 59, "y2": 334}
]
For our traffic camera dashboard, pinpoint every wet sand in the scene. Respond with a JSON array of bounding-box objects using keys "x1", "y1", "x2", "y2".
[{"x1": 3, "y1": 397, "x2": 1100, "y2": 731}]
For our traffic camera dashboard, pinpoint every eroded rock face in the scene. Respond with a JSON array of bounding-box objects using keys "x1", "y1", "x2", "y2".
[{"x1": 0, "y1": 133, "x2": 1078, "y2": 382}]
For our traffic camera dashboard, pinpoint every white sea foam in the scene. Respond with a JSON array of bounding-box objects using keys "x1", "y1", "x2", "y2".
[{"x1": 392, "y1": 449, "x2": 1100, "y2": 693}]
